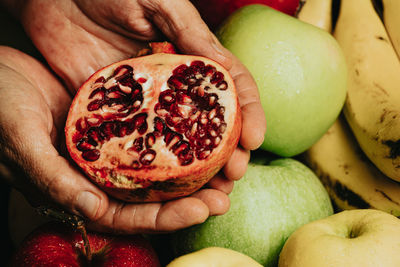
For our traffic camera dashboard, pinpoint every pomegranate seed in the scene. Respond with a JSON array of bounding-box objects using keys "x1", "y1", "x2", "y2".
[
  {"x1": 75, "y1": 118, "x2": 88, "y2": 134},
  {"x1": 190, "y1": 122, "x2": 198, "y2": 136},
  {"x1": 172, "y1": 140, "x2": 190, "y2": 155},
  {"x1": 210, "y1": 71, "x2": 224, "y2": 84},
  {"x1": 130, "y1": 137, "x2": 144, "y2": 152},
  {"x1": 87, "y1": 99, "x2": 103, "y2": 111},
  {"x1": 213, "y1": 136, "x2": 222, "y2": 147},
  {"x1": 218, "y1": 123, "x2": 227, "y2": 134},
  {"x1": 140, "y1": 149, "x2": 156, "y2": 165},
  {"x1": 107, "y1": 91, "x2": 123, "y2": 99},
  {"x1": 145, "y1": 133, "x2": 156, "y2": 148},
  {"x1": 94, "y1": 76, "x2": 106, "y2": 83},
  {"x1": 208, "y1": 109, "x2": 216, "y2": 120},
  {"x1": 82, "y1": 149, "x2": 100, "y2": 161},
  {"x1": 119, "y1": 84, "x2": 132, "y2": 94},
  {"x1": 137, "y1": 77, "x2": 147, "y2": 83},
  {"x1": 113, "y1": 65, "x2": 133, "y2": 76},
  {"x1": 168, "y1": 75, "x2": 186, "y2": 90},
  {"x1": 154, "y1": 117, "x2": 166, "y2": 135},
  {"x1": 159, "y1": 90, "x2": 176, "y2": 105},
  {"x1": 190, "y1": 60, "x2": 205, "y2": 70},
  {"x1": 196, "y1": 149, "x2": 211, "y2": 160},
  {"x1": 89, "y1": 88, "x2": 105, "y2": 100},
  {"x1": 201, "y1": 65, "x2": 216, "y2": 77},
  {"x1": 164, "y1": 130, "x2": 182, "y2": 147},
  {"x1": 207, "y1": 93, "x2": 218, "y2": 106},
  {"x1": 212, "y1": 117, "x2": 221, "y2": 127},
  {"x1": 178, "y1": 150, "x2": 194, "y2": 165},
  {"x1": 217, "y1": 81, "x2": 228, "y2": 90},
  {"x1": 76, "y1": 139, "x2": 95, "y2": 151},
  {"x1": 86, "y1": 115, "x2": 103, "y2": 127},
  {"x1": 173, "y1": 64, "x2": 189, "y2": 75}
]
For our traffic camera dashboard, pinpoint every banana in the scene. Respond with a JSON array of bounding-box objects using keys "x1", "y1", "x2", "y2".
[
  {"x1": 333, "y1": 0, "x2": 400, "y2": 182},
  {"x1": 297, "y1": 0, "x2": 332, "y2": 32},
  {"x1": 381, "y1": 0, "x2": 400, "y2": 59},
  {"x1": 304, "y1": 115, "x2": 400, "y2": 217}
]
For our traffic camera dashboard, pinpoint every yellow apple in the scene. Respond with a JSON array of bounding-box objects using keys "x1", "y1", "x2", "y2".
[
  {"x1": 278, "y1": 209, "x2": 400, "y2": 267},
  {"x1": 167, "y1": 247, "x2": 262, "y2": 267}
]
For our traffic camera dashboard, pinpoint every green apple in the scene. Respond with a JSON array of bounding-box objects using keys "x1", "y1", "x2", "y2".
[
  {"x1": 279, "y1": 209, "x2": 400, "y2": 267},
  {"x1": 170, "y1": 158, "x2": 333, "y2": 266},
  {"x1": 216, "y1": 5, "x2": 347, "y2": 157}
]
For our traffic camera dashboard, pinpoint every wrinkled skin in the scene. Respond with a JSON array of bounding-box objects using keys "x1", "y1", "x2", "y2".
[{"x1": 0, "y1": 0, "x2": 266, "y2": 234}]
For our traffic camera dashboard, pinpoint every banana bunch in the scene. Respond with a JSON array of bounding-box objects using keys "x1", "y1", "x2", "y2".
[
  {"x1": 333, "y1": 0, "x2": 400, "y2": 182},
  {"x1": 305, "y1": 116, "x2": 400, "y2": 216}
]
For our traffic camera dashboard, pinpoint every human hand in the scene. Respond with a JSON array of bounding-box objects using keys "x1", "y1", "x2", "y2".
[{"x1": 2, "y1": 0, "x2": 266, "y2": 233}]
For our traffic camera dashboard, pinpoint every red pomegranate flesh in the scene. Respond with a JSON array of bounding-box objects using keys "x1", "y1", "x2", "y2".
[{"x1": 65, "y1": 53, "x2": 241, "y2": 202}]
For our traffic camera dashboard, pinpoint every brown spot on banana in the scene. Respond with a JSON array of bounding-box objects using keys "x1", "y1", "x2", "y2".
[
  {"x1": 333, "y1": 182, "x2": 371, "y2": 209},
  {"x1": 375, "y1": 189, "x2": 400, "y2": 207},
  {"x1": 382, "y1": 139, "x2": 400, "y2": 159},
  {"x1": 373, "y1": 82, "x2": 390, "y2": 96},
  {"x1": 376, "y1": 35, "x2": 388, "y2": 42}
]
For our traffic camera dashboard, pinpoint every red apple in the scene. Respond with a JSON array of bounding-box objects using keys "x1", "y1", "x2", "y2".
[
  {"x1": 11, "y1": 222, "x2": 160, "y2": 267},
  {"x1": 190, "y1": 0, "x2": 301, "y2": 30}
]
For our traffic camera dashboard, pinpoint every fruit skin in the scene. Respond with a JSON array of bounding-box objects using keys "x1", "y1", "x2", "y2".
[
  {"x1": 65, "y1": 53, "x2": 241, "y2": 202},
  {"x1": 190, "y1": 0, "x2": 300, "y2": 30},
  {"x1": 381, "y1": 0, "x2": 400, "y2": 58},
  {"x1": 217, "y1": 5, "x2": 347, "y2": 157},
  {"x1": 170, "y1": 159, "x2": 333, "y2": 266},
  {"x1": 296, "y1": 0, "x2": 332, "y2": 32},
  {"x1": 167, "y1": 247, "x2": 262, "y2": 267},
  {"x1": 334, "y1": 0, "x2": 400, "y2": 182},
  {"x1": 11, "y1": 221, "x2": 160, "y2": 267},
  {"x1": 278, "y1": 209, "x2": 400, "y2": 267},
  {"x1": 304, "y1": 115, "x2": 400, "y2": 217}
]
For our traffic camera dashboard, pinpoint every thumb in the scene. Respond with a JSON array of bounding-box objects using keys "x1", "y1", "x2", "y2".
[
  {"x1": 140, "y1": 0, "x2": 233, "y2": 69},
  {"x1": 10, "y1": 132, "x2": 110, "y2": 221}
]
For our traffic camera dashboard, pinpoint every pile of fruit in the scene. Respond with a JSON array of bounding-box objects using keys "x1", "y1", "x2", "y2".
[{"x1": 10, "y1": 0, "x2": 400, "y2": 266}]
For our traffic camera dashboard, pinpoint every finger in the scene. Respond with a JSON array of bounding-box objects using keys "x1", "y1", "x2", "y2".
[
  {"x1": 88, "y1": 197, "x2": 210, "y2": 234},
  {"x1": 190, "y1": 188, "x2": 230, "y2": 216},
  {"x1": 231, "y1": 58, "x2": 267, "y2": 150},
  {"x1": 140, "y1": 0, "x2": 232, "y2": 68},
  {"x1": 205, "y1": 173, "x2": 234, "y2": 194},
  {"x1": 223, "y1": 146, "x2": 250, "y2": 181}
]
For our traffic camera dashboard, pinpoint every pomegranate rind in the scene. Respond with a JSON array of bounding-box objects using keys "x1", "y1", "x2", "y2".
[{"x1": 65, "y1": 53, "x2": 241, "y2": 202}]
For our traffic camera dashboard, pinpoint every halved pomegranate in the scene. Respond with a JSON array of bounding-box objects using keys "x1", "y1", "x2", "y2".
[{"x1": 65, "y1": 53, "x2": 241, "y2": 202}]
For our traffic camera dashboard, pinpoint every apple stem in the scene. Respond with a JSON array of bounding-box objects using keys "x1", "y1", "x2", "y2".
[{"x1": 36, "y1": 206, "x2": 93, "y2": 261}]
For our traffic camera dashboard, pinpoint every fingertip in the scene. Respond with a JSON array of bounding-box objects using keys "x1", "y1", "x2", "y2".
[
  {"x1": 223, "y1": 147, "x2": 250, "y2": 181},
  {"x1": 206, "y1": 174, "x2": 234, "y2": 194},
  {"x1": 240, "y1": 102, "x2": 267, "y2": 150},
  {"x1": 158, "y1": 197, "x2": 210, "y2": 230},
  {"x1": 74, "y1": 190, "x2": 109, "y2": 221},
  {"x1": 191, "y1": 189, "x2": 230, "y2": 216}
]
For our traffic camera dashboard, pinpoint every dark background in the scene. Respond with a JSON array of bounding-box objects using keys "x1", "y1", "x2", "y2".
[{"x1": 0, "y1": 5, "x2": 42, "y2": 264}]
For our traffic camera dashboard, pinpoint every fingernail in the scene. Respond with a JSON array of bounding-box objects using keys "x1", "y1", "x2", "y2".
[{"x1": 76, "y1": 191, "x2": 100, "y2": 219}]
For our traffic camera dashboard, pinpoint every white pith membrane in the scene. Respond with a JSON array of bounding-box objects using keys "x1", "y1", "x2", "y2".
[{"x1": 66, "y1": 54, "x2": 239, "y2": 189}]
